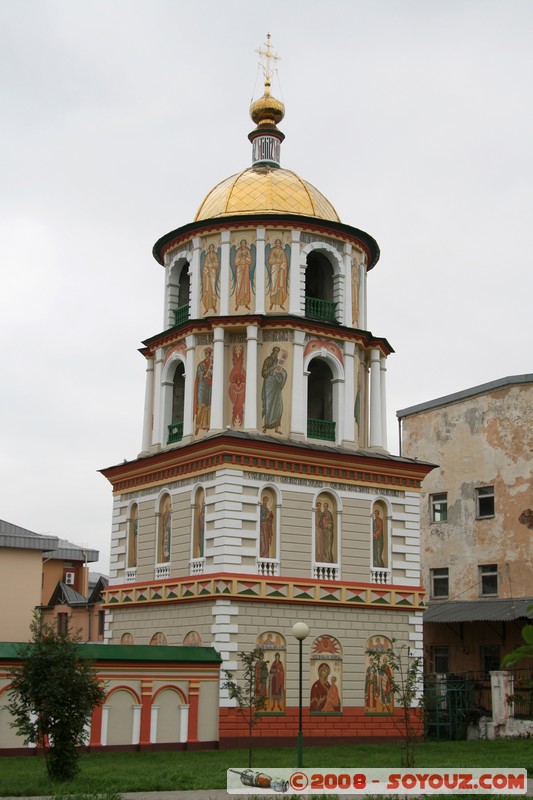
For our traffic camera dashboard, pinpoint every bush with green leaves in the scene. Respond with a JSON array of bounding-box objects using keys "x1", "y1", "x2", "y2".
[
  {"x1": 222, "y1": 647, "x2": 267, "y2": 768},
  {"x1": 7, "y1": 613, "x2": 105, "y2": 781}
]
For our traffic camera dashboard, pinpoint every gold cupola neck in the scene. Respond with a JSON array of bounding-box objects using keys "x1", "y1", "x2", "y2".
[{"x1": 248, "y1": 35, "x2": 285, "y2": 168}]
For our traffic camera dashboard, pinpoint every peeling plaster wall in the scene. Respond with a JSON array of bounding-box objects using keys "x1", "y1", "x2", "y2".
[{"x1": 401, "y1": 382, "x2": 533, "y2": 602}]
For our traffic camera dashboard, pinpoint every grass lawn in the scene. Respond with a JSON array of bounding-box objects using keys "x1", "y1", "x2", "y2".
[{"x1": 0, "y1": 740, "x2": 531, "y2": 796}]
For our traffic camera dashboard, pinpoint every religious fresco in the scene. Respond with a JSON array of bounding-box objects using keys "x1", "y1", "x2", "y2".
[
  {"x1": 371, "y1": 501, "x2": 388, "y2": 569},
  {"x1": 164, "y1": 341, "x2": 187, "y2": 365},
  {"x1": 228, "y1": 344, "x2": 246, "y2": 428},
  {"x1": 200, "y1": 238, "x2": 221, "y2": 315},
  {"x1": 230, "y1": 234, "x2": 256, "y2": 313},
  {"x1": 194, "y1": 347, "x2": 213, "y2": 436},
  {"x1": 260, "y1": 345, "x2": 288, "y2": 435},
  {"x1": 150, "y1": 632, "x2": 168, "y2": 646},
  {"x1": 183, "y1": 630, "x2": 203, "y2": 647},
  {"x1": 255, "y1": 631, "x2": 286, "y2": 713},
  {"x1": 364, "y1": 635, "x2": 394, "y2": 714},
  {"x1": 158, "y1": 494, "x2": 172, "y2": 564},
  {"x1": 304, "y1": 338, "x2": 343, "y2": 365},
  {"x1": 192, "y1": 487, "x2": 205, "y2": 559},
  {"x1": 120, "y1": 632, "x2": 134, "y2": 645},
  {"x1": 259, "y1": 488, "x2": 276, "y2": 559},
  {"x1": 127, "y1": 503, "x2": 138, "y2": 568},
  {"x1": 314, "y1": 493, "x2": 337, "y2": 564},
  {"x1": 309, "y1": 635, "x2": 342, "y2": 714},
  {"x1": 265, "y1": 232, "x2": 290, "y2": 312}
]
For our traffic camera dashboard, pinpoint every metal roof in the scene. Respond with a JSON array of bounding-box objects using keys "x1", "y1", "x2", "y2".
[
  {"x1": 424, "y1": 598, "x2": 533, "y2": 623},
  {"x1": 0, "y1": 643, "x2": 222, "y2": 665},
  {"x1": 397, "y1": 374, "x2": 533, "y2": 419},
  {"x1": 42, "y1": 538, "x2": 99, "y2": 563},
  {"x1": 0, "y1": 519, "x2": 58, "y2": 552}
]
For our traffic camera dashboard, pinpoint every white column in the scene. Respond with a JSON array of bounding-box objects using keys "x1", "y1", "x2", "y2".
[
  {"x1": 150, "y1": 705, "x2": 159, "y2": 744},
  {"x1": 244, "y1": 325, "x2": 258, "y2": 430},
  {"x1": 343, "y1": 243, "x2": 352, "y2": 327},
  {"x1": 151, "y1": 348, "x2": 164, "y2": 448},
  {"x1": 141, "y1": 355, "x2": 155, "y2": 453},
  {"x1": 190, "y1": 237, "x2": 202, "y2": 319},
  {"x1": 163, "y1": 261, "x2": 171, "y2": 328},
  {"x1": 290, "y1": 330, "x2": 306, "y2": 439},
  {"x1": 255, "y1": 228, "x2": 265, "y2": 314},
  {"x1": 183, "y1": 335, "x2": 195, "y2": 438},
  {"x1": 219, "y1": 231, "x2": 231, "y2": 315},
  {"x1": 490, "y1": 671, "x2": 514, "y2": 725},
  {"x1": 132, "y1": 704, "x2": 142, "y2": 745},
  {"x1": 369, "y1": 348, "x2": 382, "y2": 448},
  {"x1": 380, "y1": 355, "x2": 388, "y2": 451},
  {"x1": 289, "y1": 230, "x2": 301, "y2": 315},
  {"x1": 179, "y1": 703, "x2": 190, "y2": 743},
  {"x1": 342, "y1": 341, "x2": 356, "y2": 447},
  {"x1": 100, "y1": 705, "x2": 110, "y2": 747},
  {"x1": 210, "y1": 326, "x2": 225, "y2": 430}
]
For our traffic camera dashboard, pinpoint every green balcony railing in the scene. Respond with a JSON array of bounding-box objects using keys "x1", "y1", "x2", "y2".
[
  {"x1": 305, "y1": 296, "x2": 337, "y2": 322},
  {"x1": 307, "y1": 418, "x2": 336, "y2": 442},
  {"x1": 173, "y1": 305, "x2": 190, "y2": 326},
  {"x1": 167, "y1": 422, "x2": 184, "y2": 444}
]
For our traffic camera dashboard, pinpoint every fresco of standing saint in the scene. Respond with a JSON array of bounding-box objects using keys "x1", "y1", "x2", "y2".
[
  {"x1": 372, "y1": 503, "x2": 387, "y2": 568},
  {"x1": 194, "y1": 347, "x2": 213, "y2": 435},
  {"x1": 315, "y1": 493, "x2": 336, "y2": 564},
  {"x1": 259, "y1": 489, "x2": 276, "y2": 559},
  {"x1": 256, "y1": 631, "x2": 286, "y2": 713},
  {"x1": 228, "y1": 345, "x2": 246, "y2": 428},
  {"x1": 193, "y1": 487, "x2": 205, "y2": 559},
  {"x1": 265, "y1": 238, "x2": 290, "y2": 311},
  {"x1": 200, "y1": 242, "x2": 221, "y2": 314},
  {"x1": 365, "y1": 635, "x2": 394, "y2": 714},
  {"x1": 261, "y1": 346, "x2": 287, "y2": 434},
  {"x1": 230, "y1": 238, "x2": 256, "y2": 311}
]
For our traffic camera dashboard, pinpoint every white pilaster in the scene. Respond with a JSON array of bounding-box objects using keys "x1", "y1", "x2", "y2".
[
  {"x1": 369, "y1": 348, "x2": 382, "y2": 448},
  {"x1": 380, "y1": 354, "x2": 388, "y2": 451},
  {"x1": 289, "y1": 230, "x2": 301, "y2": 315},
  {"x1": 132, "y1": 705, "x2": 142, "y2": 745},
  {"x1": 210, "y1": 326, "x2": 225, "y2": 430},
  {"x1": 290, "y1": 329, "x2": 306, "y2": 439},
  {"x1": 179, "y1": 703, "x2": 190, "y2": 743},
  {"x1": 150, "y1": 705, "x2": 158, "y2": 744},
  {"x1": 183, "y1": 335, "x2": 195, "y2": 438},
  {"x1": 152, "y1": 348, "x2": 164, "y2": 448},
  {"x1": 255, "y1": 228, "x2": 265, "y2": 314},
  {"x1": 343, "y1": 243, "x2": 352, "y2": 327},
  {"x1": 244, "y1": 325, "x2": 258, "y2": 430},
  {"x1": 141, "y1": 356, "x2": 154, "y2": 453},
  {"x1": 101, "y1": 705, "x2": 110, "y2": 747},
  {"x1": 220, "y1": 231, "x2": 231, "y2": 315},
  {"x1": 342, "y1": 341, "x2": 356, "y2": 447},
  {"x1": 190, "y1": 237, "x2": 202, "y2": 319}
]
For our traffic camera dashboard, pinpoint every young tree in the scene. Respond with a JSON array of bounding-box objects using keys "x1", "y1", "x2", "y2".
[
  {"x1": 368, "y1": 640, "x2": 424, "y2": 767},
  {"x1": 7, "y1": 613, "x2": 105, "y2": 781},
  {"x1": 221, "y1": 647, "x2": 267, "y2": 768}
]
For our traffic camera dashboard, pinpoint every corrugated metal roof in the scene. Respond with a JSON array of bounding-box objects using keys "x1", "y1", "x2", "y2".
[
  {"x1": 424, "y1": 598, "x2": 533, "y2": 623},
  {"x1": 0, "y1": 519, "x2": 58, "y2": 551}
]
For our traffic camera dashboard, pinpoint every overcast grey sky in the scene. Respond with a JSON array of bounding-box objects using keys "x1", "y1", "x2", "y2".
[{"x1": 1, "y1": 0, "x2": 532, "y2": 573}]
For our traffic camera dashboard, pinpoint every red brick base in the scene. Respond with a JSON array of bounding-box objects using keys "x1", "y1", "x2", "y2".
[{"x1": 220, "y1": 706, "x2": 421, "y2": 748}]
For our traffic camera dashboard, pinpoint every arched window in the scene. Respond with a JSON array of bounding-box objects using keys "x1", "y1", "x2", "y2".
[
  {"x1": 191, "y1": 486, "x2": 205, "y2": 572},
  {"x1": 310, "y1": 635, "x2": 342, "y2": 714},
  {"x1": 172, "y1": 262, "x2": 190, "y2": 326},
  {"x1": 257, "y1": 485, "x2": 280, "y2": 575},
  {"x1": 313, "y1": 491, "x2": 339, "y2": 580},
  {"x1": 157, "y1": 494, "x2": 172, "y2": 571},
  {"x1": 307, "y1": 359, "x2": 334, "y2": 442},
  {"x1": 168, "y1": 362, "x2": 185, "y2": 443},
  {"x1": 127, "y1": 503, "x2": 138, "y2": 569},
  {"x1": 371, "y1": 500, "x2": 390, "y2": 583},
  {"x1": 305, "y1": 251, "x2": 336, "y2": 321}
]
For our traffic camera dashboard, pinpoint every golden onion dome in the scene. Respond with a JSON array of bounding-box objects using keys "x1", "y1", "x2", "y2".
[
  {"x1": 249, "y1": 81, "x2": 285, "y2": 128},
  {"x1": 195, "y1": 165, "x2": 340, "y2": 222}
]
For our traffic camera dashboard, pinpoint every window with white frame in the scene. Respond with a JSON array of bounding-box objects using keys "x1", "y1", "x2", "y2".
[
  {"x1": 430, "y1": 493, "x2": 448, "y2": 523},
  {"x1": 430, "y1": 567, "x2": 449, "y2": 598},
  {"x1": 476, "y1": 486, "x2": 495, "y2": 519},
  {"x1": 479, "y1": 564, "x2": 498, "y2": 596}
]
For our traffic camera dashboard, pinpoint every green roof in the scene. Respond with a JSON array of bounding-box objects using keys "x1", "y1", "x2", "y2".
[{"x1": 0, "y1": 642, "x2": 221, "y2": 665}]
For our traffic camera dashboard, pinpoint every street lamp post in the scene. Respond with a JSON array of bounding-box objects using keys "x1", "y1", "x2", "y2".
[{"x1": 292, "y1": 621, "x2": 309, "y2": 768}]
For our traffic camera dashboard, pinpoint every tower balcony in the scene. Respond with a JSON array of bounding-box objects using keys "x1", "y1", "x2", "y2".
[
  {"x1": 305, "y1": 296, "x2": 337, "y2": 322},
  {"x1": 167, "y1": 422, "x2": 184, "y2": 444},
  {"x1": 172, "y1": 305, "x2": 190, "y2": 327},
  {"x1": 307, "y1": 418, "x2": 336, "y2": 442}
]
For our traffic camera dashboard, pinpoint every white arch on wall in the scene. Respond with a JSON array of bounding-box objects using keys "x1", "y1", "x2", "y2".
[
  {"x1": 303, "y1": 349, "x2": 345, "y2": 445},
  {"x1": 256, "y1": 483, "x2": 281, "y2": 569},
  {"x1": 312, "y1": 488, "x2": 342, "y2": 579},
  {"x1": 299, "y1": 241, "x2": 345, "y2": 321}
]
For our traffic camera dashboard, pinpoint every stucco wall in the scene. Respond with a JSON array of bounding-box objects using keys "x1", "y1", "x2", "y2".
[{"x1": 0, "y1": 549, "x2": 42, "y2": 641}]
